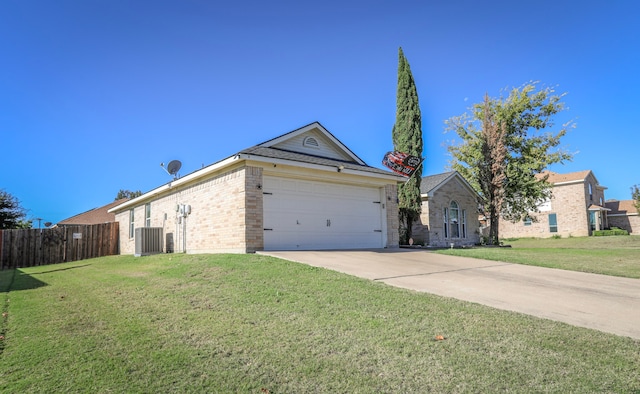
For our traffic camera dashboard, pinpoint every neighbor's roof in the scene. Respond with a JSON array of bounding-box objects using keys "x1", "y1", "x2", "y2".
[
  {"x1": 605, "y1": 200, "x2": 639, "y2": 215},
  {"x1": 58, "y1": 198, "x2": 129, "y2": 225},
  {"x1": 539, "y1": 170, "x2": 592, "y2": 184}
]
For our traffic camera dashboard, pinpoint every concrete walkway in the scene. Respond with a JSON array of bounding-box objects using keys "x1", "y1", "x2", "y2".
[{"x1": 259, "y1": 249, "x2": 640, "y2": 340}]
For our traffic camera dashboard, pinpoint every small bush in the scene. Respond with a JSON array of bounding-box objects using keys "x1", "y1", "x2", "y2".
[
  {"x1": 551, "y1": 234, "x2": 562, "y2": 239},
  {"x1": 593, "y1": 228, "x2": 629, "y2": 236}
]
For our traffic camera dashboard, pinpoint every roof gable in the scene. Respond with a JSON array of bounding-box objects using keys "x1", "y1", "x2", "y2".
[
  {"x1": 254, "y1": 122, "x2": 365, "y2": 164},
  {"x1": 110, "y1": 122, "x2": 403, "y2": 213},
  {"x1": 420, "y1": 171, "x2": 480, "y2": 200},
  {"x1": 420, "y1": 171, "x2": 456, "y2": 194}
]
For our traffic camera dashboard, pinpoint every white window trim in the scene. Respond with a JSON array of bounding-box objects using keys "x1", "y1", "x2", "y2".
[
  {"x1": 449, "y1": 201, "x2": 460, "y2": 238},
  {"x1": 461, "y1": 209, "x2": 467, "y2": 238},
  {"x1": 549, "y1": 213, "x2": 558, "y2": 233},
  {"x1": 443, "y1": 208, "x2": 448, "y2": 238},
  {"x1": 129, "y1": 209, "x2": 135, "y2": 238}
]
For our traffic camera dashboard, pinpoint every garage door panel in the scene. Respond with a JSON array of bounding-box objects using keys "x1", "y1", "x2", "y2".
[{"x1": 263, "y1": 176, "x2": 384, "y2": 250}]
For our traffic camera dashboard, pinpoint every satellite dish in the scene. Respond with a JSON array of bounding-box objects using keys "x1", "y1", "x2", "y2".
[
  {"x1": 161, "y1": 160, "x2": 182, "y2": 179},
  {"x1": 167, "y1": 160, "x2": 182, "y2": 175},
  {"x1": 44, "y1": 222, "x2": 52, "y2": 227}
]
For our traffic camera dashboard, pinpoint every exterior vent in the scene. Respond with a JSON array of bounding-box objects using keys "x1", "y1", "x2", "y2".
[
  {"x1": 303, "y1": 136, "x2": 319, "y2": 148},
  {"x1": 134, "y1": 227, "x2": 164, "y2": 257}
]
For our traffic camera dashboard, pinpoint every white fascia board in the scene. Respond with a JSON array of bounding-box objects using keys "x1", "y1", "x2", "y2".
[
  {"x1": 259, "y1": 122, "x2": 320, "y2": 147},
  {"x1": 238, "y1": 153, "x2": 403, "y2": 182},
  {"x1": 108, "y1": 155, "x2": 240, "y2": 213},
  {"x1": 553, "y1": 179, "x2": 585, "y2": 186}
]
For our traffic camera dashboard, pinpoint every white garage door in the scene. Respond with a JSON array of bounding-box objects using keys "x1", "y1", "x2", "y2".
[{"x1": 263, "y1": 176, "x2": 385, "y2": 250}]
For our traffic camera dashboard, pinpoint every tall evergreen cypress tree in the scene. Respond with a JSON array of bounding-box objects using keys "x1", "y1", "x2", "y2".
[{"x1": 392, "y1": 47, "x2": 423, "y2": 244}]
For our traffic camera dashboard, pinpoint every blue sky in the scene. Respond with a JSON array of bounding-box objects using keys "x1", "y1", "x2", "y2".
[{"x1": 1, "y1": 0, "x2": 638, "y2": 225}]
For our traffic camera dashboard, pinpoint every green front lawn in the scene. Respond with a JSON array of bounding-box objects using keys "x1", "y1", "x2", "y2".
[
  {"x1": 1, "y1": 253, "x2": 638, "y2": 392},
  {"x1": 437, "y1": 235, "x2": 640, "y2": 278}
]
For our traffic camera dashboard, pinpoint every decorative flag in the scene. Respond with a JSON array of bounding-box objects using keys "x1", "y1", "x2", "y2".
[{"x1": 382, "y1": 151, "x2": 423, "y2": 177}]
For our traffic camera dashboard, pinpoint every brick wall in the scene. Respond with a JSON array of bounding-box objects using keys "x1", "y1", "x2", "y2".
[
  {"x1": 244, "y1": 166, "x2": 264, "y2": 252},
  {"x1": 114, "y1": 164, "x2": 401, "y2": 253},
  {"x1": 414, "y1": 177, "x2": 480, "y2": 247},
  {"x1": 116, "y1": 166, "x2": 260, "y2": 254},
  {"x1": 609, "y1": 214, "x2": 640, "y2": 235},
  {"x1": 384, "y1": 183, "x2": 400, "y2": 248},
  {"x1": 184, "y1": 166, "x2": 252, "y2": 253},
  {"x1": 499, "y1": 176, "x2": 606, "y2": 239}
]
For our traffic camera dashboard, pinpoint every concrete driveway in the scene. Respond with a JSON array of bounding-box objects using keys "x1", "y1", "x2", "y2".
[{"x1": 259, "y1": 249, "x2": 640, "y2": 340}]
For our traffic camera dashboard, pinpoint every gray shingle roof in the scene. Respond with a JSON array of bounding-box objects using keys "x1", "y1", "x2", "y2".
[
  {"x1": 420, "y1": 171, "x2": 456, "y2": 194},
  {"x1": 239, "y1": 146, "x2": 396, "y2": 177}
]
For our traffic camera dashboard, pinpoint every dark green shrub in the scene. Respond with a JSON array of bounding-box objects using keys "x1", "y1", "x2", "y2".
[{"x1": 593, "y1": 228, "x2": 629, "y2": 236}]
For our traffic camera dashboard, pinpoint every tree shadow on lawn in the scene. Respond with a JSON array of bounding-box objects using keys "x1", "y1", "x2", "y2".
[
  {"x1": 1, "y1": 269, "x2": 47, "y2": 292},
  {"x1": 1, "y1": 263, "x2": 92, "y2": 292}
]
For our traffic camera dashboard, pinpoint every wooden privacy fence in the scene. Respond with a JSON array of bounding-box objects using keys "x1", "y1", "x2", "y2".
[{"x1": 0, "y1": 222, "x2": 119, "y2": 270}]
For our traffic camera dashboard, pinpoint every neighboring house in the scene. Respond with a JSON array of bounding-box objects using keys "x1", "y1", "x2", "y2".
[
  {"x1": 411, "y1": 171, "x2": 481, "y2": 247},
  {"x1": 57, "y1": 199, "x2": 129, "y2": 226},
  {"x1": 500, "y1": 170, "x2": 609, "y2": 238},
  {"x1": 605, "y1": 200, "x2": 640, "y2": 235},
  {"x1": 109, "y1": 122, "x2": 404, "y2": 254}
]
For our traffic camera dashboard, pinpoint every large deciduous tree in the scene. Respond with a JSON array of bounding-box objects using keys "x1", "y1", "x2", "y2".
[
  {"x1": 392, "y1": 47, "x2": 423, "y2": 245},
  {"x1": 0, "y1": 189, "x2": 31, "y2": 229},
  {"x1": 446, "y1": 82, "x2": 573, "y2": 244}
]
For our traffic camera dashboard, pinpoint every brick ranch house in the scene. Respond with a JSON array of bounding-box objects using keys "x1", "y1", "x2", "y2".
[
  {"x1": 411, "y1": 171, "x2": 481, "y2": 247},
  {"x1": 109, "y1": 122, "x2": 404, "y2": 254},
  {"x1": 500, "y1": 170, "x2": 609, "y2": 238}
]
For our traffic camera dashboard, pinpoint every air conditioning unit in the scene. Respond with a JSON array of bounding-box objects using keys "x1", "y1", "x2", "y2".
[{"x1": 134, "y1": 227, "x2": 164, "y2": 257}]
